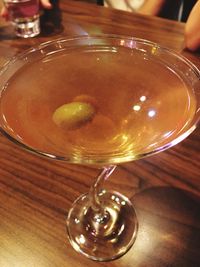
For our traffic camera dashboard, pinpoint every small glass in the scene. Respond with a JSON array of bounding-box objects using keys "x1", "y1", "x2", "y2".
[{"x1": 4, "y1": 0, "x2": 40, "y2": 38}]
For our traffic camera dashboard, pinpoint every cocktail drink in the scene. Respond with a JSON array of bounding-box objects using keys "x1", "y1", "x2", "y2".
[
  {"x1": 4, "y1": 0, "x2": 40, "y2": 38},
  {"x1": 0, "y1": 35, "x2": 199, "y2": 261}
]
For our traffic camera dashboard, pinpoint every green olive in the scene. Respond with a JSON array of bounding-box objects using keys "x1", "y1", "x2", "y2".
[{"x1": 52, "y1": 102, "x2": 96, "y2": 130}]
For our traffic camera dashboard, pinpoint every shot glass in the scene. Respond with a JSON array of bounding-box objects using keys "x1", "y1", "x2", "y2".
[{"x1": 4, "y1": 0, "x2": 40, "y2": 38}]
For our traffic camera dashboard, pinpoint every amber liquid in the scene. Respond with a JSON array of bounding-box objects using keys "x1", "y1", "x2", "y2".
[{"x1": 0, "y1": 46, "x2": 196, "y2": 164}]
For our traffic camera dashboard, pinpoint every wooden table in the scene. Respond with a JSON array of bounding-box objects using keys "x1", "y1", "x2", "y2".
[{"x1": 0, "y1": 1, "x2": 199, "y2": 266}]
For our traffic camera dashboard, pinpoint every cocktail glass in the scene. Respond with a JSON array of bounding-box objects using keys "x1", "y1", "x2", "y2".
[
  {"x1": 0, "y1": 35, "x2": 199, "y2": 261},
  {"x1": 3, "y1": 0, "x2": 40, "y2": 38}
]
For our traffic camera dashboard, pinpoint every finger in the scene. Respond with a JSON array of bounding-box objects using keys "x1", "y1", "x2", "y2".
[
  {"x1": 1, "y1": 6, "x2": 9, "y2": 19},
  {"x1": 40, "y1": 0, "x2": 52, "y2": 9},
  {"x1": 185, "y1": 0, "x2": 200, "y2": 51},
  {"x1": 137, "y1": 0, "x2": 165, "y2": 16}
]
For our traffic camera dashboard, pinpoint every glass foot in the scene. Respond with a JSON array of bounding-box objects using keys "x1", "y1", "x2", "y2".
[
  {"x1": 66, "y1": 190, "x2": 138, "y2": 261},
  {"x1": 14, "y1": 16, "x2": 40, "y2": 38}
]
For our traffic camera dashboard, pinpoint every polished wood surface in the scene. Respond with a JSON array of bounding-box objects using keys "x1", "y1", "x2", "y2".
[{"x1": 0, "y1": 1, "x2": 199, "y2": 266}]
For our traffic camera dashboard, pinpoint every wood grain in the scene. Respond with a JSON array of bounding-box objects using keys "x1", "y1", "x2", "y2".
[{"x1": 0, "y1": 1, "x2": 199, "y2": 266}]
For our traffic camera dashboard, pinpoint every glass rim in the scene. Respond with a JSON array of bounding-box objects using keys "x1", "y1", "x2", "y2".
[{"x1": 0, "y1": 34, "x2": 199, "y2": 165}]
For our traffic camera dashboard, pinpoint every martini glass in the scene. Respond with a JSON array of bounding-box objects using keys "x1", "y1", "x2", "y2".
[{"x1": 0, "y1": 35, "x2": 199, "y2": 261}]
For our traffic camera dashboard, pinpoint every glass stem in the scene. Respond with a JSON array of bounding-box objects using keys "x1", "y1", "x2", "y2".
[{"x1": 89, "y1": 165, "x2": 116, "y2": 215}]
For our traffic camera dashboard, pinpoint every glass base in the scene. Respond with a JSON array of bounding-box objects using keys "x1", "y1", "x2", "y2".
[
  {"x1": 13, "y1": 16, "x2": 40, "y2": 38},
  {"x1": 66, "y1": 190, "x2": 138, "y2": 261}
]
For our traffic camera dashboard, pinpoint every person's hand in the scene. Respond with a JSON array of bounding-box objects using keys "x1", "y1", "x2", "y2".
[
  {"x1": 138, "y1": 0, "x2": 200, "y2": 52},
  {"x1": 1, "y1": 0, "x2": 52, "y2": 20},
  {"x1": 137, "y1": 0, "x2": 165, "y2": 16},
  {"x1": 185, "y1": 0, "x2": 200, "y2": 51}
]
